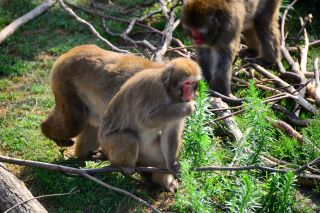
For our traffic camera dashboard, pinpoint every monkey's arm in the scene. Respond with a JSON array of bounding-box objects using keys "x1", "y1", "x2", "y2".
[
  {"x1": 143, "y1": 102, "x2": 194, "y2": 128},
  {"x1": 208, "y1": 34, "x2": 240, "y2": 95}
]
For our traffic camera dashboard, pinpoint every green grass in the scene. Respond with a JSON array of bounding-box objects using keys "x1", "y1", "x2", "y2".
[{"x1": 0, "y1": 0, "x2": 320, "y2": 212}]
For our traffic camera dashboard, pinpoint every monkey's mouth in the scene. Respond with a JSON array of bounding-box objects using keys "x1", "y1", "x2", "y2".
[{"x1": 191, "y1": 31, "x2": 204, "y2": 46}]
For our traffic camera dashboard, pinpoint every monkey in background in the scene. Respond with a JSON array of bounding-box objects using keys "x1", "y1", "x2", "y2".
[
  {"x1": 99, "y1": 58, "x2": 201, "y2": 191},
  {"x1": 181, "y1": 0, "x2": 281, "y2": 96},
  {"x1": 41, "y1": 44, "x2": 163, "y2": 158}
]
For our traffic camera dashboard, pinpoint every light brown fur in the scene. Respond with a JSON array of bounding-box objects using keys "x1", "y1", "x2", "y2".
[
  {"x1": 41, "y1": 44, "x2": 162, "y2": 158},
  {"x1": 182, "y1": 0, "x2": 281, "y2": 95},
  {"x1": 98, "y1": 58, "x2": 202, "y2": 191}
]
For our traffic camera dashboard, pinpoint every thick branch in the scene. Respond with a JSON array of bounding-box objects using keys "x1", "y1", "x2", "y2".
[
  {"x1": 0, "y1": 164, "x2": 48, "y2": 213},
  {"x1": 0, "y1": 0, "x2": 56, "y2": 44}
]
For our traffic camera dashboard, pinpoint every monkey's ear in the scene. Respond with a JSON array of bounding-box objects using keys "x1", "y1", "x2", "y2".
[{"x1": 161, "y1": 64, "x2": 175, "y2": 87}]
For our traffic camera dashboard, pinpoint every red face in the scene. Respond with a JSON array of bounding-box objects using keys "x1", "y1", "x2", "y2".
[
  {"x1": 182, "y1": 80, "x2": 198, "y2": 102},
  {"x1": 191, "y1": 30, "x2": 204, "y2": 46}
]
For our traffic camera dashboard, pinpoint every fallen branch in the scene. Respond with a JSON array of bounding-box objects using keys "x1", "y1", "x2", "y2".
[
  {"x1": 0, "y1": 0, "x2": 56, "y2": 44},
  {"x1": 209, "y1": 97, "x2": 243, "y2": 141},
  {"x1": 270, "y1": 119, "x2": 303, "y2": 142},
  {"x1": 250, "y1": 63, "x2": 318, "y2": 114},
  {"x1": 0, "y1": 163, "x2": 48, "y2": 213},
  {"x1": 1, "y1": 155, "x2": 320, "y2": 190},
  {"x1": 58, "y1": 0, "x2": 130, "y2": 54},
  {"x1": 0, "y1": 156, "x2": 161, "y2": 212},
  {"x1": 307, "y1": 58, "x2": 320, "y2": 104}
]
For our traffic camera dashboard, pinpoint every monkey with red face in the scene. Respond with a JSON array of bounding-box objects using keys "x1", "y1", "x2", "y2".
[
  {"x1": 99, "y1": 58, "x2": 201, "y2": 191},
  {"x1": 181, "y1": 0, "x2": 281, "y2": 96}
]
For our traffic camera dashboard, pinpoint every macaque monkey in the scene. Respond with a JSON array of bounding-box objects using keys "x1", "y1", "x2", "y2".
[
  {"x1": 181, "y1": 0, "x2": 281, "y2": 96},
  {"x1": 41, "y1": 44, "x2": 163, "y2": 157},
  {"x1": 41, "y1": 44, "x2": 201, "y2": 191},
  {"x1": 99, "y1": 58, "x2": 201, "y2": 191}
]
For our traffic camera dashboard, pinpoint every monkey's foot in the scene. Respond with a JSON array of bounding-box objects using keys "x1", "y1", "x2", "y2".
[
  {"x1": 120, "y1": 166, "x2": 135, "y2": 175},
  {"x1": 168, "y1": 162, "x2": 181, "y2": 177},
  {"x1": 91, "y1": 150, "x2": 107, "y2": 161},
  {"x1": 245, "y1": 57, "x2": 273, "y2": 68},
  {"x1": 239, "y1": 48, "x2": 259, "y2": 59},
  {"x1": 152, "y1": 173, "x2": 178, "y2": 192},
  {"x1": 164, "y1": 178, "x2": 179, "y2": 193},
  {"x1": 55, "y1": 139, "x2": 75, "y2": 147}
]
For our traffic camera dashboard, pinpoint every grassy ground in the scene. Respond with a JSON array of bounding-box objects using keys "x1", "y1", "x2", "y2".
[{"x1": 0, "y1": 0, "x2": 320, "y2": 212}]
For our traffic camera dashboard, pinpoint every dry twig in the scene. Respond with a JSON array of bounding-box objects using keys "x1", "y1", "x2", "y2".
[
  {"x1": 4, "y1": 188, "x2": 79, "y2": 213},
  {"x1": 58, "y1": 0, "x2": 131, "y2": 54}
]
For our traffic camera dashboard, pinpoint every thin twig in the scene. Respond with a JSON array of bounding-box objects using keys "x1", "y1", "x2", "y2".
[
  {"x1": 0, "y1": 156, "x2": 319, "y2": 185},
  {"x1": 58, "y1": 0, "x2": 130, "y2": 54},
  {"x1": 154, "y1": 0, "x2": 178, "y2": 62},
  {"x1": 65, "y1": 1, "x2": 188, "y2": 53},
  {"x1": 192, "y1": 165, "x2": 287, "y2": 173},
  {"x1": 299, "y1": 17, "x2": 309, "y2": 74},
  {"x1": 295, "y1": 157, "x2": 320, "y2": 173},
  {"x1": 0, "y1": 156, "x2": 161, "y2": 212},
  {"x1": 4, "y1": 188, "x2": 79, "y2": 213},
  {"x1": 281, "y1": 0, "x2": 299, "y2": 46}
]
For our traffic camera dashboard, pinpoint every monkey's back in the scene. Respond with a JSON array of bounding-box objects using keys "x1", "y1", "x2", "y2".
[{"x1": 49, "y1": 45, "x2": 163, "y2": 122}]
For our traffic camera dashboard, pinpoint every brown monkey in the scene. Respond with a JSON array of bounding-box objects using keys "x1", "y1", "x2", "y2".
[
  {"x1": 181, "y1": 0, "x2": 281, "y2": 96},
  {"x1": 41, "y1": 44, "x2": 163, "y2": 158},
  {"x1": 98, "y1": 58, "x2": 201, "y2": 191}
]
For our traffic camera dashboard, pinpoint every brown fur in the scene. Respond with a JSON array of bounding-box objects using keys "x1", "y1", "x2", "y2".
[
  {"x1": 41, "y1": 45, "x2": 162, "y2": 158},
  {"x1": 181, "y1": 0, "x2": 281, "y2": 95},
  {"x1": 98, "y1": 58, "x2": 202, "y2": 191}
]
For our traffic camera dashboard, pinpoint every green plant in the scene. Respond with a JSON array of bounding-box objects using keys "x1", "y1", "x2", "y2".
[
  {"x1": 236, "y1": 81, "x2": 276, "y2": 164},
  {"x1": 227, "y1": 174, "x2": 262, "y2": 213},
  {"x1": 261, "y1": 172, "x2": 296, "y2": 212}
]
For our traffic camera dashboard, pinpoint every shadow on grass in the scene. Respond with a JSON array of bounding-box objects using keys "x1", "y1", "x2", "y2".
[{"x1": 18, "y1": 157, "x2": 173, "y2": 212}]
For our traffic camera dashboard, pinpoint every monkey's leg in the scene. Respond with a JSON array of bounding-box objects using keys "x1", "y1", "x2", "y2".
[
  {"x1": 160, "y1": 120, "x2": 183, "y2": 174},
  {"x1": 197, "y1": 47, "x2": 217, "y2": 84},
  {"x1": 240, "y1": 28, "x2": 260, "y2": 58},
  {"x1": 41, "y1": 89, "x2": 87, "y2": 146},
  {"x1": 100, "y1": 131, "x2": 139, "y2": 168},
  {"x1": 255, "y1": 14, "x2": 280, "y2": 64},
  {"x1": 74, "y1": 123, "x2": 99, "y2": 159}
]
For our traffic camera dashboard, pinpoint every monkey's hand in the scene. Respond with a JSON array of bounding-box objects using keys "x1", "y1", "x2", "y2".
[
  {"x1": 145, "y1": 102, "x2": 195, "y2": 128},
  {"x1": 119, "y1": 166, "x2": 135, "y2": 175},
  {"x1": 184, "y1": 101, "x2": 196, "y2": 115},
  {"x1": 167, "y1": 161, "x2": 181, "y2": 177}
]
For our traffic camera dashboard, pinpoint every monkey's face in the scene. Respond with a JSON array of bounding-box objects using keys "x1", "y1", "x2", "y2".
[
  {"x1": 167, "y1": 77, "x2": 199, "y2": 103},
  {"x1": 182, "y1": 8, "x2": 223, "y2": 47}
]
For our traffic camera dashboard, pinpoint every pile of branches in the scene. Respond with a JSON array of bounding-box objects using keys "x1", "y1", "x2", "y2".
[{"x1": 0, "y1": 0, "x2": 319, "y2": 212}]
